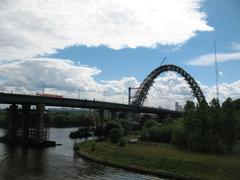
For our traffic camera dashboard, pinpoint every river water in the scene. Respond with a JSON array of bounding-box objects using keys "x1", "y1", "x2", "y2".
[{"x1": 0, "y1": 128, "x2": 164, "y2": 180}]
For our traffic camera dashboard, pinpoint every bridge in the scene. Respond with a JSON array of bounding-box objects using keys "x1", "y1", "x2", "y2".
[{"x1": 0, "y1": 64, "x2": 206, "y2": 147}]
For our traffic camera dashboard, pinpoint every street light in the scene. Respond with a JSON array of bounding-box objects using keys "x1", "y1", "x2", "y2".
[{"x1": 42, "y1": 80, "x2": 45, "y2": 94}]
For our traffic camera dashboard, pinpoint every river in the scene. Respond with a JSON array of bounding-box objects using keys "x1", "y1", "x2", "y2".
[{"x1": 0, "y1": 128, "x2": 164, "y2": 180}]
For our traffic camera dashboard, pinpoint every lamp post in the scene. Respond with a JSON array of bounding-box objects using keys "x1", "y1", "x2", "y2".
[{"x1": 42, "y1": 80, "x2": 45, "y2": 95}]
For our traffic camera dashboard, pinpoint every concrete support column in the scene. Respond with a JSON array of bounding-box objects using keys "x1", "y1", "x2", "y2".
[
  {"x1": 118, "y1": 111, "x2": 128, "y2": 119},
  {"x1": 21, "y1": 104, "x2": 31, "y2": 142},
  {"x1": 98, "y1": 109, "x2": 104, "y2": 127},
  {"x1": 7, "y1": 104, "x2": 18, "y2": 141},
  {"x1": 111, "y1": 110, "x2": 117, "y2": 121},
  {"x1": 36, "y1": 104, "x2": 45, "y2": 143},
  {"x1": 157, "y1": 114, "x2": 168, "y2": 120}
]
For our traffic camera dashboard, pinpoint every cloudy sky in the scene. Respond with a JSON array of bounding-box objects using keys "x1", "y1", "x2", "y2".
[{"x1": 0, "y1": 0, "x2": 239, "y2": 109}]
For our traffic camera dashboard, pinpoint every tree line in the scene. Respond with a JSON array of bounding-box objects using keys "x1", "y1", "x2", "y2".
[{"x1": 139, "y1": 98, "x2": 240, "y2": 152}]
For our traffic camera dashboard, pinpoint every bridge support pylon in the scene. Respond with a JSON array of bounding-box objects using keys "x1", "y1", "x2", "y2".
[
  {"x1": 110, "y1": 110, "x2": 117, "y2": 121},
  {"x1": 98, "y1": 109, "x2": 104, "y2": 128},
  {"x1": 35, "y1": 104, "x2": 46, "y2": 143},
  {"x1": 7, "y1": 104, "x2": 18, "y2": 141},
  {"x1": 21, "y1": 104, "x2": 31, "y2": 142}
]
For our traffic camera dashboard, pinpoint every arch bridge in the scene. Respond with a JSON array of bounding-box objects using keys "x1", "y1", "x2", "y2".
[
  {"x1": 131, "y1": 64, "x2": 206, "y2": 107},
  {"x1": 0, "y1": 64, "x2": 206, "y2": 147}
]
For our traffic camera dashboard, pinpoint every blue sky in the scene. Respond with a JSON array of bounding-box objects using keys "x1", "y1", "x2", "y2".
[
  {"x1": 50, "y1": 0, "x2": 240, "y2": 86},
  {"x1": 0, "y1": 0, "x2": 240, "y2": 106}
]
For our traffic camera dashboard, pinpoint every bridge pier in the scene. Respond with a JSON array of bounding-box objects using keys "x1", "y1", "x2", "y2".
[
  {"x1": 7, "y1": 104, "x2": 18, "y2": 141},
  {"x1": 98, "y1": 109, "x2": 104, "y2": 127},
  {"x1": 118, "y1": 111, "x2": 128, "y2": 119},
  {"x1": 110, "y1": 110, "x2": 117, "y2": 121},
  {"x1": 21, "y1": 104, "x2": 31, "y2": 142},
  {"x1": 35, "y1": 104, "x2": 46, "y2": 143}
]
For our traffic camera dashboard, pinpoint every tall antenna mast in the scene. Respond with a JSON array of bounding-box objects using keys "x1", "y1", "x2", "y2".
[{"x1": 214, "y1": 39, "x2": 219, "y2": 100}]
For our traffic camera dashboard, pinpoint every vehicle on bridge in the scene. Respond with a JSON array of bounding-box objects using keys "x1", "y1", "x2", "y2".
[{"x1": 36, "y1": 93, "x2": 63, "y2": 98}]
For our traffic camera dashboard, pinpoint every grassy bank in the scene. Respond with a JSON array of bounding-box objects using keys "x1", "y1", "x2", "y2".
[{"x1": 75, "y1": 140, "x2": 240, "y2": 180}]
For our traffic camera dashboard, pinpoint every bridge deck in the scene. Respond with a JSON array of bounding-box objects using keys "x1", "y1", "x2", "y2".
[{"x1": 0, "y1": 93, "x2": 181, "y2": 115}]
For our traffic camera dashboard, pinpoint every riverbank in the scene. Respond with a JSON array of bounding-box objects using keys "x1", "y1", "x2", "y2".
[{"x1": 75, "y1": 140, "x2": 240, "y2": 180}]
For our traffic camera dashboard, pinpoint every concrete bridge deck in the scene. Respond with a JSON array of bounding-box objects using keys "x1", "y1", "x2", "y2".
[{"x1": 0, "y1": 92, "x2": 181, "y2": 115}]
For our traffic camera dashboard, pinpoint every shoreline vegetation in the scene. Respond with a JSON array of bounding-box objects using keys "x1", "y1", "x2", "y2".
[
  {"x1": 1, "y1": 98, "x2": 240, "y2": 179},
  {"x1": 74, "y1": 140, "x2": 240, "y2": 180},
  {"x1": 0, "y1": 110, "x2": 97, "y2": 128}
]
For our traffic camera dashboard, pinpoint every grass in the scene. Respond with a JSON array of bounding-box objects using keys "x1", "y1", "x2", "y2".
[{"x1": 76, "y1": 140, "x2": 240, "y2": 180}]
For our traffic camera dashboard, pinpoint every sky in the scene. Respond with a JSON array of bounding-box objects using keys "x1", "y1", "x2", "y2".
[{"x1": 0, "y1": 0, "x2": 240, "y2": 109}]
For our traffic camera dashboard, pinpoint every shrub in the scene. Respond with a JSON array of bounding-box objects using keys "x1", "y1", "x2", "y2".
[
  {"x1": 104, "y1": 121, "x2": 122, "y2": 137},
  {"x1": 171, "y1": 120, "x2": 187, "y2": 147},
  {"x1": 144, "y1": 119, "x2": 158, "y2": 129},
  {"x1": 94, "y1": 126, "x2": 104, "y2": 137},
  {"x1": 74, "y1": 144, "x2": 80, "y2": 151},
  {"x1": 118, "y1": 119, "x2": 131, "y2": 135},
  {"x1": 109, "y1": 128, "x2": 123, "y2": 143},
  {"x1": 148, "y1": 124, "x2": 173, "y2": 143},
  {"x1": 90, "y1": 141, "x2": 96, "y2": 152},
  {"x1": 119, "y1": 137, "x2": 127, "y2": 147},
  {"x1": 139, "y1": 127, "x2": 149, "y2": 141}
]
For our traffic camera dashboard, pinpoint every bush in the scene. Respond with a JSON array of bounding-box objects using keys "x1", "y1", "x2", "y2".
[
  {"x1": 139, "y1": 127, "x2": 149, "y2": 141},
  {"x1": 94, "y1": 126, "x2": 104, "y2": 137},
  {"x1": 148, "y1": 124, "x2": 173, "y2": 143},
  {"x1": 119, "y1": 137, "x2": 127, "y2": 147},
  {"x1": 171, "y1": 120, "x2": 187, "y2": 147},
  {"x1": 144, "y1": 119, "x2": 158, "y2": 129},
  {"x1": 118, "y1": 119, "x2": 131, "y2": 135},
  {"x1": 104, "y1": 121, "x2": 122, "y2": 137},
  {"x1": 74, "y1": 144, "x2": 80, "y2": 151},
  {"x1": 109, "y1": 128, "x2": 123, "y2": 143},
  {"x1": 90, "y1": 141, "x2": 96, "y2": 152}
]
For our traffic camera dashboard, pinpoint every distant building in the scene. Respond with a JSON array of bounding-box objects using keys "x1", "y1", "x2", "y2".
[{"x1": 175, "y1": 102, "x2": 183, "y2": 112}]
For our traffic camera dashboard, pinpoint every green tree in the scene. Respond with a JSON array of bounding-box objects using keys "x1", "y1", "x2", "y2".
[
  {"x1": 104, "y1": 121, "x2": 122, "y2": 137},
  {"x1": 222, "y1": 98, "x2": 239, "y2": 151},
  {"x1": 144, "y1": 119, "x2": 158, "y2": 129},
  {"x1": 117, "y1": 119, "x2": 131, "y2": 135},
  {"x1": 109, "y1": 128, "x2": 123, "y2": 143}
]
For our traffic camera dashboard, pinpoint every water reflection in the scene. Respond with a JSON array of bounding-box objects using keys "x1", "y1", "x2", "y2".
[{"x1": 0, "y1": 128, "x2": 164, "y2": 180}]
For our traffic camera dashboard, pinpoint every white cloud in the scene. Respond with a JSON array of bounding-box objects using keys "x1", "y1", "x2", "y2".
[
  {"x1": 101, "y1": 77, "x2": 140, "y2": 95},
  {"x1": 144, "y1": 72, "x2": 195, "y2": 109},
  {"x1": 0, "y1": 57, "x2": 139, "y2": 103},
  {"x1": 0, "y1": 0, "x2": 213, "y2": 60},
  {"x1": 186, "y1": 51, "x2": 240, "y2": 66},
  {"x1": 144, "y1": 72, "x2": 240, "y2": 109},
  {"x1": 0, "y1": 58, "x2": 102, "y2": 92},
  {"x1": 230, "y1": 42, "x2": 240, "y2": 51},
  {"x1": 0, "y1": 61, "x2": 239, "y2": 108},
  {"x1": 200, "y1": 81, "x2": 240, "y2": 103}
]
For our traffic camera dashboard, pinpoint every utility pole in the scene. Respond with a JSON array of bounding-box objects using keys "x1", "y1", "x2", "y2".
[{"x1": 42, "y1": 80, "x2": 45, "y2": 95}]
